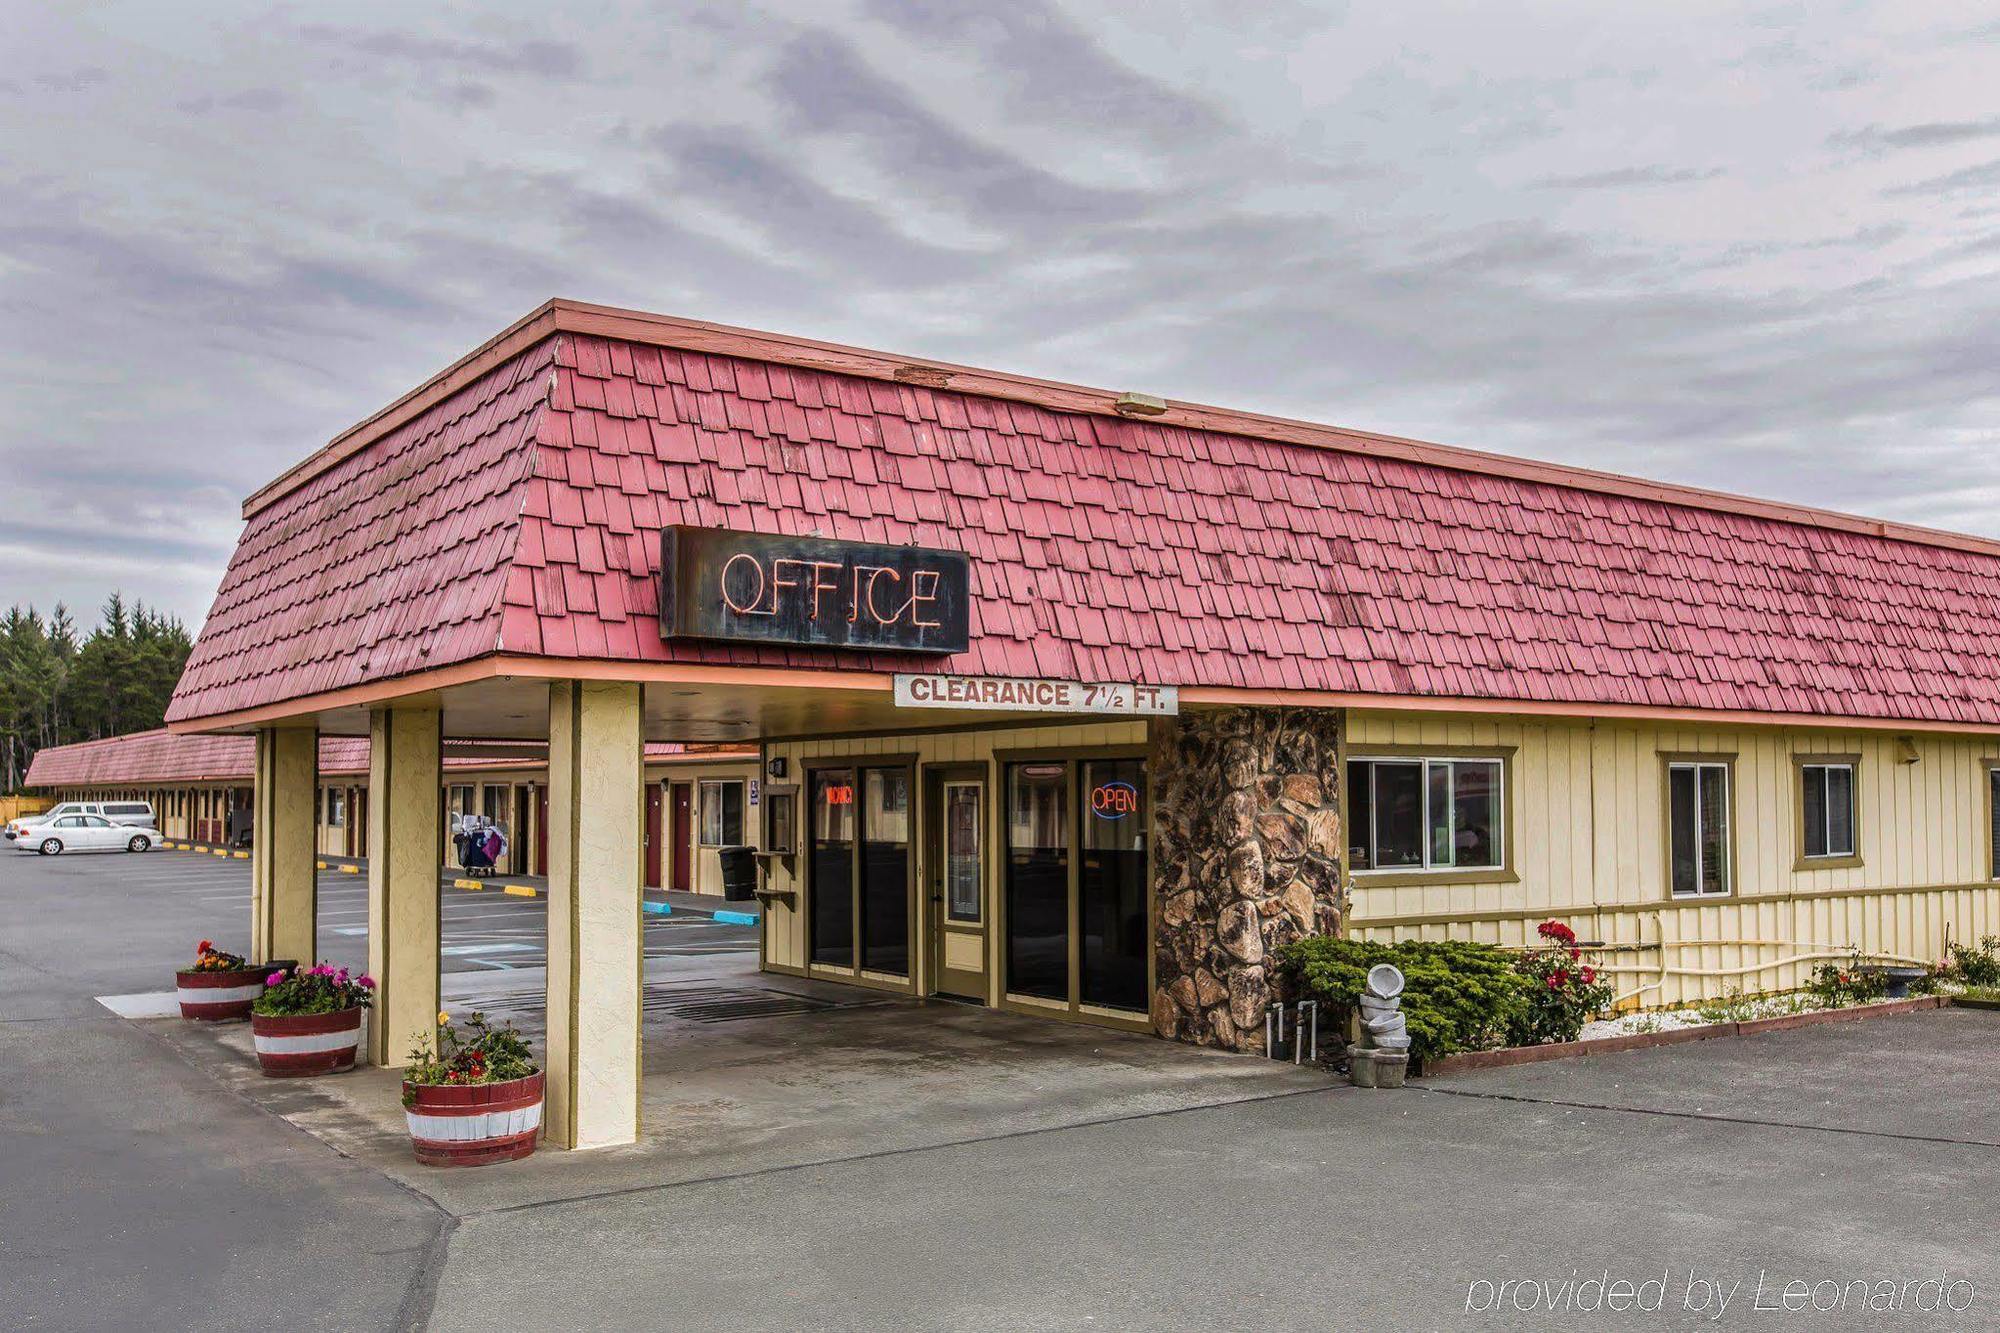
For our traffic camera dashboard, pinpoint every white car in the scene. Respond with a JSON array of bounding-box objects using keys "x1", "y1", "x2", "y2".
[
  {"x1": 13, "y1": 814, "x2": 156, "y2": 855},
  {"x1": 5, "y1": 800, "x2": 154, "y2": 842}
]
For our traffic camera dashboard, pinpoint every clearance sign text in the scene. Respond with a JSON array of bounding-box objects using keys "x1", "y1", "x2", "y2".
[{"x1": 894, "y1": 674, "x2": 1179, "y2": 717}]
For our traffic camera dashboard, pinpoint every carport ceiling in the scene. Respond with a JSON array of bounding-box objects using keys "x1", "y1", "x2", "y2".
[{"x1": 299, "y1": 674, "x2": 1140, "y2": 743}]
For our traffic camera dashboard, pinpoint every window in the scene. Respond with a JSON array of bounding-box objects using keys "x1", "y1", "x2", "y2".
[
  {"x1": 1668, "y1": 761, "x2": 1731, "y2": 897},
  {"x1": 1989, "y1": 766, "x2": 2000, "y2": 881},
  {"x1": 1347, "y1": 757, "x2": 1503, "y2": 873},
  {"x1": 1005, "y1": 762, "x2": 1071, "y2": 1002},
  {"x1": 326, "y1": 790, "x2": 346, "y2": 828},
  {"x1": 699, "y1": 780, "x2": 746, "y2": 846},
  {"x1": 1799, "y1": 761, "x2": 1857, "y2": 861}
]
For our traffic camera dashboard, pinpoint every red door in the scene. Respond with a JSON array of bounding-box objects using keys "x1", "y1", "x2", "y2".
[
  {"x1": 535, "y1": 787, "x2": 549, "y2": 877},
  {"x1": 644, "y1": 785, "x2": 664, "y2": 889},
  {"x1": 670, "y1": 783, "x2": 693, "y2": 892}
]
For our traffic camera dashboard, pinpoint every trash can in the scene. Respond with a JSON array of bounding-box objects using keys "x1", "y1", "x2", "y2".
[{"x1": 718, "y1": 846, "x2": 757, "y2": 901}]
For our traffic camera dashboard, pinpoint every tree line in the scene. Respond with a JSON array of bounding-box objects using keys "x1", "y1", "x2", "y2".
[{"x1": 1, "y1": 594, "x2": 194, "y2": 792}]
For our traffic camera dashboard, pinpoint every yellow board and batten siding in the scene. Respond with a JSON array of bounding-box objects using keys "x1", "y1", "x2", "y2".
[{"x1": 1344, "y1": 712, "x2": 2000, "y2": 1008}]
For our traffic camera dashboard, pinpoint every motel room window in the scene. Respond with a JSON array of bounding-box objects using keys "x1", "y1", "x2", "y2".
[
  {"x1": 1669, "y1": 761, "x2": 1731, "y2": 898},
  {"x1": 448, "y1": 785, "x2": 474, "y2": 829},
  {"x1": 1799, "y1": 761, "x2": 1856, "y2": 861},
  {"x1": 1989, "y1": 767, "x2": 2000, "y2": 879},
  {"x1": 1347, "y1": 757, "x2": 1502, "y2": 873},
  {"x1": 326, "y1": 790, "x2": 346, "y2": 828},
  {"x1": 698, "y1": 779, "x2": 746, "y2": 847}
]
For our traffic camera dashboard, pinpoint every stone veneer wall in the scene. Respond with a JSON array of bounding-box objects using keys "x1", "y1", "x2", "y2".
[{"x1": 1149, "y1": 707, "x2": 1345, "y2": 1051}]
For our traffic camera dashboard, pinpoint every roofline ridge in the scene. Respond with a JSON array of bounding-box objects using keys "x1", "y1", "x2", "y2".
[{"x1": 237, "y1": 297, "x2": 2000, "y2": 563}]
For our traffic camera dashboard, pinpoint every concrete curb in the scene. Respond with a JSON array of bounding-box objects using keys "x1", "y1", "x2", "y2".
[
  {"x1": 712, "y1": 909, "x2": 760, "y2": 926},
  {"x1": 1422, "y1": 995, "x2": 1953, "y2": 1078},
  {"x1": 641, "y1": 901, "x2": 673, "y2": 916}
]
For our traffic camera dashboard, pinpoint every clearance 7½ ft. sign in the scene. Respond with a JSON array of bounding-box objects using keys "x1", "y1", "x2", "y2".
[{"x1": 894, "y1": 674, "x2": 1179, "y2": 717}]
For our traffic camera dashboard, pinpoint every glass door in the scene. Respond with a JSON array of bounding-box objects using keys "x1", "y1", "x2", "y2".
[{"x1": 928, "y1": 771, "x2": 988, "y2": 1001}]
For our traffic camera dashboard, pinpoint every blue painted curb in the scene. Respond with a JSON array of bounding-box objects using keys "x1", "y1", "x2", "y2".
[
  {"x1": 712, "y1": 909, "x2": 761, "y2": 926},
  {"x1": 641, "y1": 900, "x2": 673, "y2": 916}
]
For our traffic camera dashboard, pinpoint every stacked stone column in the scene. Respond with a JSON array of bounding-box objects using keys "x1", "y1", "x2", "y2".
[{"x1": 1149, "y1": 707, "x2": 1345, "y2": 1051}]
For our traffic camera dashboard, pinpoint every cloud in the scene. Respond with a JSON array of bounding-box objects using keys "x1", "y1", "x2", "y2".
[
  {"x1": 1530, "y1": 165, "x2": 1725, "y2": 190},
  {"x1": 297, "y1": 25, "x2": 585, "y2": 79},
  {"x1": 1830, "y1": 115, "x2": 2000, "y2": 153},
  {"x1": 2, "y1": 0, "x2": 1999, "y2": 629},
  {"x1": 1884, "y1": 156, "x2": 2000, "y2": 195}
]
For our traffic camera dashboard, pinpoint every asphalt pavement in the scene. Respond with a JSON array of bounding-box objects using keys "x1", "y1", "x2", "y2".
[{"x1": 7, "y1": 844, "x2": 1999, "y2": 1330}]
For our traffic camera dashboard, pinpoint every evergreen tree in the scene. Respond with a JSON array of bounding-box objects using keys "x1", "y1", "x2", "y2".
[{"x1": 0, "y1": 594, "x2": 194, "y2": 792}]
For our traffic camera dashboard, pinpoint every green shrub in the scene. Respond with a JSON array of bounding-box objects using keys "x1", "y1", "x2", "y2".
[
  {"x1": 1947, "y1": 936, "x2": 2000, "y2": 988},
  {"x1": 1806, "y1": 954, "x2": 1886, "y2": 1008},
  {"x1": 1275, "y1": 937, "x2": 1528, "y2": 1064}
]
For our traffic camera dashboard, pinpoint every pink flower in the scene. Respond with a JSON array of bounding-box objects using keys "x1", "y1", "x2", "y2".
[
  {"x1": 358, "y1": 975, "x2": 376, "y2": 989},
  {"x1": 267, "y1": 971, "x2": 286, "y2": 986}
]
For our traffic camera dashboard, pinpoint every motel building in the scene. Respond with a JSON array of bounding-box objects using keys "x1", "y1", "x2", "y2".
[
  {"x1": 22, "y1": 730, "x2": 761, "y2": 894},
  {"x1": 133, "y1": 297, "x2": 2000, "y2": 1153}
]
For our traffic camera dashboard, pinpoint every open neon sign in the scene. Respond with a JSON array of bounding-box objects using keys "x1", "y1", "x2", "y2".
[{"x1": 1090, "y1": 781, "x2": 1140, "y2": 819}]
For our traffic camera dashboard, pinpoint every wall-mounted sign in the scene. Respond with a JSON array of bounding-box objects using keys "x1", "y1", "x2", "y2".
[
  {"x1": 894, "y1": 674, "x2": 1179, "y2": 717},
  {"x1": 660, "y1": 526, "x2": 970, "y2": 653}
]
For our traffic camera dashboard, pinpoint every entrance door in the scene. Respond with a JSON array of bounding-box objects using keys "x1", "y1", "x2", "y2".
[
  {"x1": 927, "y1": 769, "x2": 988, "y2": 1001},
  {"x1": 670, "y1": 783, "x2": 693, "y2": 892},
  {"x1": 644, "y1": 784, "x2": 664, "y2": 889},
  {"x1": 535, "y1": 787, "x2": 549, "y2": 877}
]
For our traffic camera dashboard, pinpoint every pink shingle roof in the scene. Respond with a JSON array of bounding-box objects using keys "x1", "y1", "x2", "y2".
[
  {"x1": 170, "y1": 304, "x2": 2000, "y2": 729},
  {"x1": 27, "y1": 729, "x2": 748, "y2": 789}
]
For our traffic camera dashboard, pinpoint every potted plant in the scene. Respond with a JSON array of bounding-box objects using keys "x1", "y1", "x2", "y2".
[
  {"x1": 249, "y1": 964, "x2": 373, "y2": 1076},
  {"x1": 401, "y1": 1011, "x2": 544, "y2": 1167},
  {"x1": 175, "y1": 940, "x2": 268, "y2": 1021}
]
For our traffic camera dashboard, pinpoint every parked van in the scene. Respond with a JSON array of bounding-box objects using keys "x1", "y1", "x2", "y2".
[{"x1": 4, "y1": 800, "x2": 155, "y2": 841}]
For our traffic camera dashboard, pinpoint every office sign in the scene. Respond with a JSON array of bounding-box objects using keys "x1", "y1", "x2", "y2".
[
  {"x1": 659, "y1": 526, "x2": 970, "y2": 653},
  {"x1": 894, "y1": 674, "x2": 1179, "y2": 717}
]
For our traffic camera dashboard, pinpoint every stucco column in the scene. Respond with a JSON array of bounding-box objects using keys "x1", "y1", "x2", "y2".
[
  {"x1": 544, "y1": 680, "x2": 644, "y2": 1150},
  {"x1": 366, "y1": 707, "x2": 442, "y2": 1069},
  {"x1": 250, "y1": 726, "x2": 318, "y2": 966},
  {"x1": 1149, "y1": 707, "x2": 1347, "y2": 1052}
]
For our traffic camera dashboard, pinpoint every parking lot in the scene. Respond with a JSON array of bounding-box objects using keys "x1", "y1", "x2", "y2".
[
  {"x1": 7, "y1": 846, "x2": 2000, "y2": 1330},
  {"x1": 6, "y1": 841, "x2": 756, "y2": 984}
]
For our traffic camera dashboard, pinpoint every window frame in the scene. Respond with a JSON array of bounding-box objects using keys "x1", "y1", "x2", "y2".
[
  {"x1": 1983, "y1": 760, "x2": 2000, "y2": 883},
  {"x1": 1662, "y1": 753, "x2": 1735, "y2": 900},
  {"x1": 1345, "y1": 746, "x2": 1516, "y2": 885},
  {"x1": 1792, "y1": 753, "x2": 1863, "y2": 870},
  {"x1": 697, "y1": 778, "x2": 747, "y2": 848}
]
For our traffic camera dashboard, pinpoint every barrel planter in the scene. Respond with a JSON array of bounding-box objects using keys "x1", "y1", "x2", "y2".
[
  {"x1": 175, "y1": 967, "x2": 267, "y2": 1021},
  {"x1": 402, "y1": 1072, "x2": 545, "y2": 1167},
  {"x1": 251, "y1": 1007, "x2": 363, "y2": 1077}
]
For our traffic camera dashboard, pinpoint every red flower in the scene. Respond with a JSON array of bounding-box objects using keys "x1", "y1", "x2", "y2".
[
  {"x1": 197, "y1": 939, "x2": 214, "y2": 954},
  {"x1": 1580, "y1": 966, "x2": 1596, "y2": 985},
  {"x1": 1569, "y1": 947, "x2": 1581, "y2": 961},
  {"x1": 1537, "y1": 920, "x2": 1577, "y2": 945},
  {"x1": 1549, "y1": 969, "x2": 1569, "y2": 989}
]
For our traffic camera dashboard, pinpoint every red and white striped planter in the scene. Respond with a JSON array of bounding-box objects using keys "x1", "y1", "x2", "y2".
[
  {"x1": 402, "y1": 1072, "x2": 545, "y2": 1167},
  {"x1": 175, "y1": 967, "x2": 266, "y2": 1021},
  {"x1": 251, "y1": 1007, "x2": 363, "y2": 1077}
]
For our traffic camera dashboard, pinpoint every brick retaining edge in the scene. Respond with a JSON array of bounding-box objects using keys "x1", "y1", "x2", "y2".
[{"x1": 1421, "y1": 995, "x2": 1955, "y2": 1078}]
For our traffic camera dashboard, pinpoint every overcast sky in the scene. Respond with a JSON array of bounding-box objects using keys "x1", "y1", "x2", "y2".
[{"x1": 4, "y1": 1, "x2": 1999, "y2": 629}]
